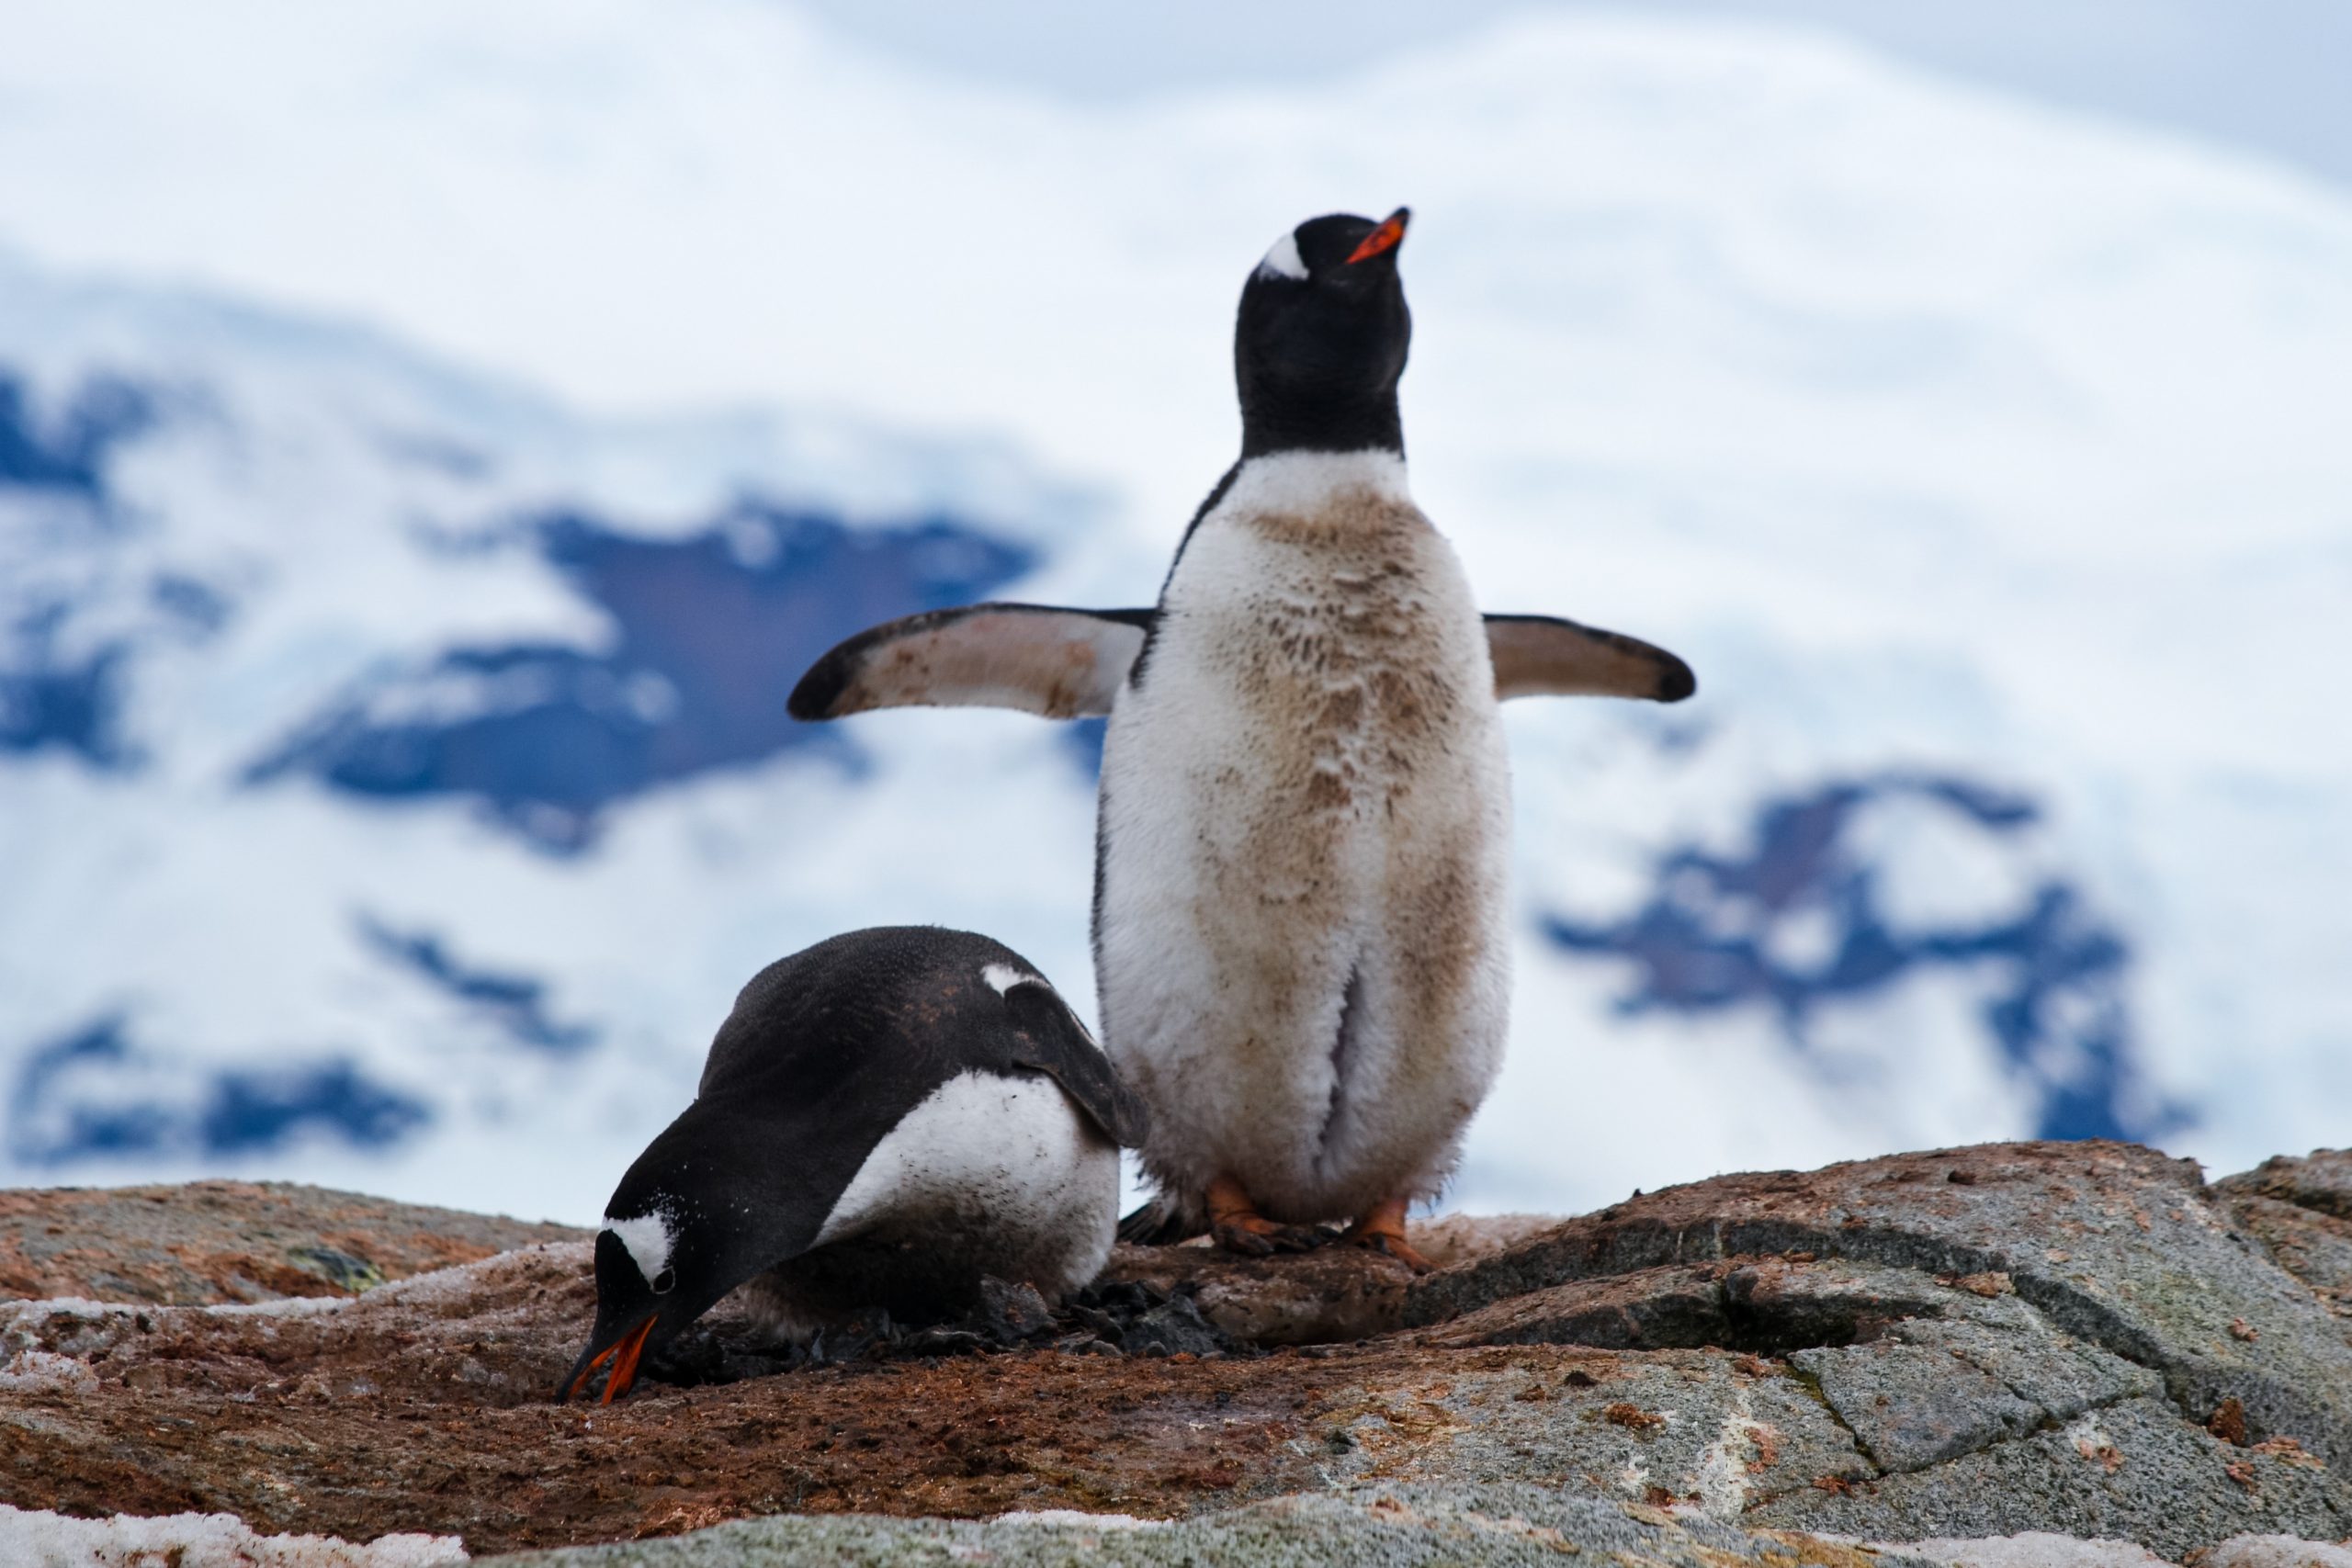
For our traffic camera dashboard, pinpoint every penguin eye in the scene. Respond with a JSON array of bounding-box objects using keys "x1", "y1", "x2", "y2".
[{"x1": 650, "y1": 1268, "x2": 676, "y2": 1294}]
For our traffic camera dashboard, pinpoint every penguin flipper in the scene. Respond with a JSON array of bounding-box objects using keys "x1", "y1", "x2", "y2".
[
  {"x1": 1485, "y1": 614, "x2": 1695, "y2": 704},
  {"x1": 998, "y1": 980, "x2": 1150, "y2": 1148},
  {"x1": 789, "y1": 604, "x2": 1157, "y2": 720}
]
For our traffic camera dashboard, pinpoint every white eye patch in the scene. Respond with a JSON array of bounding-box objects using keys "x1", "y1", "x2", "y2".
[
  {"x1": 603, "y1": 1211, "x2": 673, "y2": 1282},
  {"x1": 982, "y1": 962, "x2": 1041, "y2": 995},
  {"x1": 982, "y1": 962, "x2": 1105, "y2": 1051},
  {"x1": 1257, "y1": 230, "x2": 1308, "y2": 281}
]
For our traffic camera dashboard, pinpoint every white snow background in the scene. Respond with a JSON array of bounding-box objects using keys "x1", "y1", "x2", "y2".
[{"x1": 1, "y1": 1, "x2": 2346, "y2": 1225}]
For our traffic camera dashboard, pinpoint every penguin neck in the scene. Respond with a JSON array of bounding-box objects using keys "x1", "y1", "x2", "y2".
[
  {"x1": 1222, "y1": 446, "x2": 1411, "y2": 516},
  {"x1": 1239, "y1": 392, "x2": 1404, "y2": 465}
]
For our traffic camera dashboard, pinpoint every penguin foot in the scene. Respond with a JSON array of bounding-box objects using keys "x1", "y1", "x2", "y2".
[
  {"x1": 1214, "y1": 1216, "x2": 1334, "y2": 1257},
  {"x1": 1343, "y1": 1200, "x2": 1435, "y2": 1274},
  {"x1": 1205, "y1": 1176, "x2": 1331, "y2": 1257}
]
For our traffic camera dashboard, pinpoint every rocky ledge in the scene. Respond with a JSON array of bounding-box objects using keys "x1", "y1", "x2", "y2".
[{"x1": 3, "y1": 1144, "x2": 2349, "y2": 1566}]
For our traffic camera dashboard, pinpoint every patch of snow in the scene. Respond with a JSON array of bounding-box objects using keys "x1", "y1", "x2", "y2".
[
  {"x1": 1889, "y1": 1534, "x2": 2168, "y2": 1566},
  {"x1": 990, "y1": 1509, "x2": 1161, "y2": 1530},
  {"x1": 0, "y1": 1505, "x2": 464, "y2": 1567},
  {"x1": 2203, "y1": 1536, "x2": 2352, "y2": 1568}
]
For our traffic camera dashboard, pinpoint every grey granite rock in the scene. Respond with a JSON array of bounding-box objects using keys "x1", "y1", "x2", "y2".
[
  {"x1": 2216, "y1": 1153, "x2": 2352, "y2": 1337},
  {"x1": 2226, "y1": 1198, "x2": 2352, "y2": 1305},
  {"x1": 1751, "y1": 1396, "x2": 2350, "y2": 1561},
  {"x1": 1894, "y1": 1318, "x2": 2164, "y2": 1425},
  {"x1": 1791, "y1": 1339, "x2": 2041, "y2": 1472},
  {"x1": 486, "y1": 1486, "x2": 1939, "y2": 1566},
  {"x1": 1407, "y1": 1142, "x2": 2352, "y2": 1477},
  {"x1": 1417, "y1": 1254, "x2": 2026, "y2": 1355},
  {"x1": 1302, "y1": 1347, "x2": 1873, "y2": 1510},
  {"x1": 1894, "y1": 1318, "x2": 2164, "y2": 1427}
]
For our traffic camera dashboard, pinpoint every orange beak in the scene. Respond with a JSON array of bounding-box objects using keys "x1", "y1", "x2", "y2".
[
  {"x1": 601, "y1": 1314, "x2": 658, "y2": 1404},
  {"x1": 562, "y1": 1314, "x2": 659, "y2": 1404},
  {"x1": 1346, "y1": 209, "x2": 1409, "y2": 265}
]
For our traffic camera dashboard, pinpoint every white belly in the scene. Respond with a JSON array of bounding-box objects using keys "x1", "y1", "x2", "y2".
[
  {"x1": 1094, "y1": 454, "x2": 1513, "y2": 1225},
  {"x1": 736, "y1": 1070, "x2": 1117, "y2": 1339},
  {"x1": 814, "y1": 1070, "x2": 1117, "y2": 1268}
]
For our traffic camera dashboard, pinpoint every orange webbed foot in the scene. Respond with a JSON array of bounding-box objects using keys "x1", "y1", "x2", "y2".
[
  {"x1": 1343, "y1": 1198, "x2": 1435, "y2": 1274},
  {"x1": 1206, "y1": 1176, "x2": 1331, "y2": 1257}
]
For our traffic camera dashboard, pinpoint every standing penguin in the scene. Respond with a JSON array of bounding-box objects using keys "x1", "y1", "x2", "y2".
[
  {"x1": 789, "y1": 210, "x2": 1692, "y2": 1270},
  {"x1": 560, "y1": 926, "x2": 1143, "y2": 1403}
]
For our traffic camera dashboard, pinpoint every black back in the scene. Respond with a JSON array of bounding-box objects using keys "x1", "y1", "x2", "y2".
[
  {"x1": 576, "y1": 926, "x2": 1143, "y2": 1387},
  {"x1": 608, "y1": 927, "x2": 1138, "y2": 1293},
  {"x1": 694, "y1": 923, "x2": 1139, "y2": 1151}
]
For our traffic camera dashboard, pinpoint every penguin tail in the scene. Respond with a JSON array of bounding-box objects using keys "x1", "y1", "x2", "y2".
[{"x1": 1116, "y1": 1194, "x2": 1204, "y2": 1247}]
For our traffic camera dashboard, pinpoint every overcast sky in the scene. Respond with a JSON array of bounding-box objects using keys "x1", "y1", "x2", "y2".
[{"x1": 797, "y1": 0, "x2": 2352, "y2": 192}]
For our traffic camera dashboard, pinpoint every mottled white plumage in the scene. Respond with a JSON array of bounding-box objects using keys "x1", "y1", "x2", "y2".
[{"x1": 1094, "y1": 449, "x2": 1513, "y2": 1226}]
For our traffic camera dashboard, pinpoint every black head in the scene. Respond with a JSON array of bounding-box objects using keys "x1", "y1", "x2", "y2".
[
  {"x1": 560, "y1": 1224, "x2": 686, "y2": 1404},
  {"x1": 556, "y1": 1123, "x2": 795, "y2": 1403},
  {"x1": 1235, "y1": 208, "x2": 1412, "y2": 458}
]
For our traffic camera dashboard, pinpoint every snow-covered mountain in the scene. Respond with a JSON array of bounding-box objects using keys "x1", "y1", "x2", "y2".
[
  {"x1": 2, "y1": 6, "x2": 2347, "y2": 1222},
  {"x1": 0, "y1": 253, "x2": 1117, "y2": 1220}
]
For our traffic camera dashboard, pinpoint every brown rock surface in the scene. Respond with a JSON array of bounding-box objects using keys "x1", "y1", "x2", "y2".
[
  {"x1": 2216, "y1": 1150, "x2": 2352, "y2": 1221},
  {"x1": 5, "y1": 1144, "x2": 2351, "y2": 1564},
  {"x1": 0, "y1": 1240, "x2": 1558, "y2": 1554},
  {"x1": 0, "y1": 1180, "x2": 581, "y2": 1304}
]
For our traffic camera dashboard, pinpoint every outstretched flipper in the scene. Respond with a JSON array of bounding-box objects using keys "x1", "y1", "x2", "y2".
[
  {"x1": 1485, "y1": 614, "x2": 1695, "y2": 704},
  {"x1": 790, "y1": 604, "x2": 1157, "y2": 721}
]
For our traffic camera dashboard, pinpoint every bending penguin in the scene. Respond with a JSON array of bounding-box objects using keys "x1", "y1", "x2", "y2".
[
  {"x1": 789, "y1": 209, "x2": 1693, "y2": 1272},
  {"x1": 560, "y1": 926, "x2": 1144, "y2": 1403}
]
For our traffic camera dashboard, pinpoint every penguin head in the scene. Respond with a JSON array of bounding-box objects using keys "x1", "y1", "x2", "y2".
[
  {"x1": 558, "y1": 1096, "x2": 836, "y2": 1402},
  {"x1": 559, "y1": 1196, "x2": 716, "y2": 1404},
  {"x1": 1234, "y1": 208, "x2": 1412, "y2": 457}
]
